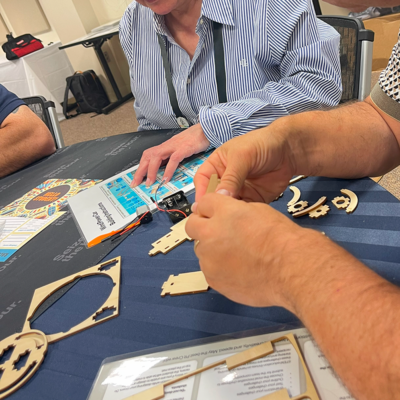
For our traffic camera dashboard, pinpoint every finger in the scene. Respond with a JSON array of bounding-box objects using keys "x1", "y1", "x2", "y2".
[
  {"x1": 194, "y1": 162, "x2": 220, "y2": 202},
  {"x1": 217, "y1": 160, "x2": 251, "y2": 199},
  {"x1": 163, "y1": 152, "x2": 186, "y2": 183},
  {"x1": 185, "y1": 213, "x2": 210, "y2": 240},
  {"x1": 146, "y1": 155, "x2": 164, "y2": 186},
  {"x1": 131, "y1": 158, "x2": 150, "y2": 187},
  {"x1": 195, "y1": 193, "x2": 232, "y2": 218}
]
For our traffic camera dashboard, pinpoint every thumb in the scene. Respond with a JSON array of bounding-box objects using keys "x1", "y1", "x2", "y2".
[{"x1": 216, "y1": 161, "x2": 250, "y2": 198}]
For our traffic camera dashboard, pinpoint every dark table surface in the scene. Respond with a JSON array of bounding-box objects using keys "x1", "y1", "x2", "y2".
[{"x1": 1, "y1": 130, "x2": 400, "y2": 400}]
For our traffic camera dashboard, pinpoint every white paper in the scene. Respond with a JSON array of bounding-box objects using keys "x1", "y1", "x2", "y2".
[
  {"x1": 197, "y1": 344, "x2": 300, "y2": 399},
  {"x1": 304, "y1": 340, "x2": 354, "y2": 400},
  {"x1": 68, "y1": 152, "x2": 212, "y2": 246},
  {"x1": 103, "y1": 360, "x2": 198, "y2": 400}
]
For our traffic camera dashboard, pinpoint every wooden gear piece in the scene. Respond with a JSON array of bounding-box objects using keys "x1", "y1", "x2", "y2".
[
  {"x1": 22, "y1": 257, "x2": 121, "y2": 343},
  {"x1": 149, "y1": 218, "x2": 193, "y2": 256},
  {"x1": 292, "y1": 197, "x2": 327, "y2": 218},
  {"x1": 340, "y1": 189, "x2": 358, "y2": 213},
  {"x1": 123, "y1": 334, "x2": 319, "y2": 400},
  {"x1": 206, "y1": 174, "x2": 221, "y2": 194},
  {"x1": 287, "y1": 186, "x2": 301, "y2": 207},
  {"x1": 308, "y1": 205, "x2": 330, "y2": 219},
  {"x1": 0, "y1": 330, "x2": 48, "y2": 399},
  {"x1": 160, "y1": 271, "x2": 209, "y2": 297},
  {"x1": 331, "y1": 196, "x2": 350, "y2": 210},
  {"x1": 288, "y1": 201, "x2": 308, "y2": 214}
]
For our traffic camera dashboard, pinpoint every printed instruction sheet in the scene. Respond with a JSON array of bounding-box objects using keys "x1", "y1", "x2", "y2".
[
  {"x1": 0, "y1": 212, "x2": 65, "y2": 262},
  {"x1": 68, "y1": 152, "x2": 212, "y2": 246}
]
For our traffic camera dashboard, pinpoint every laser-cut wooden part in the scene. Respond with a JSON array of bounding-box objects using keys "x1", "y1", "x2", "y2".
[
  {"x1": 309, "y1": 205, "x2": 330, "y2": 219},
  {"x1": 257, "y1": 334, "x2": 320, "y2": 400},
  {"x1": 0, "y1": 330, "x2": 48, "y2": 399},
  {"x1": 292, "y1": 197, "x2": 327, "y2": 218},
  {"x1": 22, "y1": 257, "x2": 121, "y2": 343},
  {"x1": 149, "y1": 219, "x2": 193, "y2": 256},
  {"x1": 287, "y1": 186, "x2": 301, "y2": 207},
  {"x1": 206, "y1": 174, "x2": 221, "y2": 194},
  {"x1": 124, "y1": 341, "x2": 274, "y2": 400},
  {"x1": 332, "y1": 196, "x2": 350, "y2": 210},
  {"x1": 161, "y1": 271, "x2": 209, "y2": 297},
  {"x1": 340, "y1": 189, "x2": 358, "y2": 214},
  {"x1": 289, "y1": 175, "x2": 307, "y2": 184},
  {"x1": 288, "y1": 201, "x2": 308, "y2": 214}
]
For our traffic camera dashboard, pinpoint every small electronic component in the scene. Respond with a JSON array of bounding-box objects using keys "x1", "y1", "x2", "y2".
[
  {"x1": 136, "y1": 205, "x2": 153, "y2": 224},
  {"x1": 160, "y1": 191, "x2": 192, "y2": 224}
]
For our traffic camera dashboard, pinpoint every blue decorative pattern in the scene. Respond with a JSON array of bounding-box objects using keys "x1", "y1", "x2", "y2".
[{"x1": 120, "y1": 0, "x2": 342, "y2": 147}]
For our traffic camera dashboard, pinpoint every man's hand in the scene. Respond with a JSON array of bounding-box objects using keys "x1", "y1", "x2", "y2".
[
  {"x1": 185, "y1": 193, "x2": 323, "y2": 309},
  {"x1": 131, "y1": 123, "x2": 210, "y2": 187},
  {"x1": 194, "y1": 127, "x2": 295, "y2": 204}
]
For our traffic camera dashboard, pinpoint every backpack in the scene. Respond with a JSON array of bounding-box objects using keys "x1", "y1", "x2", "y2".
[
  {"x1": 63, "y1": 70, "x2": 110, "y2": 119},
  {"x1": 2, "y1": 33, "x2": 44, "y2": 61}
]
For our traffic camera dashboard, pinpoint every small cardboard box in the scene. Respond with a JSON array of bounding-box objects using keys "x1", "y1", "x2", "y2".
[{"x1": 364, "y1": 14, "x2": 400, "y2": 72}]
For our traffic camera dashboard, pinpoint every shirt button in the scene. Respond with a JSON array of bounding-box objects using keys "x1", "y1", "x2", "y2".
[
  {"x1": 200, "y1": 19, "x2": 204, "y2": 24},
  {"x1": 187, "y1": 78, "x2": 191, "y2": 84}
]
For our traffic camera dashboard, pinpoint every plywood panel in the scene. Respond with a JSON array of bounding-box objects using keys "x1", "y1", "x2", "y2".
[
  {"x1": 0, "y1": 0, "x2": 50, "y2": 36},
  {"x1": 0, "y1": 13, "x2": 9, "y2": 44}
]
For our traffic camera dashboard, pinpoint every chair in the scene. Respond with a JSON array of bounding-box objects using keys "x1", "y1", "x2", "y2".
[
  {"x1": 318, "y1": 16, "x2": 375, "y2": 102},
  {"x1": 22, "y1": 96, "x2": 65, "y2": 149}
]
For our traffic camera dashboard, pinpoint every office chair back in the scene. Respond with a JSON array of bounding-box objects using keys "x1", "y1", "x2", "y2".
[
  {"x1": 22, "y1": 96, "x2": 65, "y2": 149},
  {"x1": 319, "y1": 16, "x2": 374, "y2": 102}
]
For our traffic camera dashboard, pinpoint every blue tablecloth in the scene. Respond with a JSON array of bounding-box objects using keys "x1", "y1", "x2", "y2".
[{"x1": 8, "y1": 176, "x2": 400, "y2": 400}]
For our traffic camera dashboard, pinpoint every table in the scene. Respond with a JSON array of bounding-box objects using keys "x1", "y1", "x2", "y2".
[
  {"x1": 0, "y1": 42, "x2": 74, "y2": 121},
  {"x1": 59, "y1": 23, "x2": 133, "y2": 115},
  {"x1": 1, "y1": 131, "x2": 400, "y2": 400}
]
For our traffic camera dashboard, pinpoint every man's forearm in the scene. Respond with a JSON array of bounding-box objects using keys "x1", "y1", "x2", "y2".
[
  {"x1": 280, "y1": 231, "x2": 400, "y2": 399},
  {"x1": 273, "y1": 99, "x2": 400, "y2": 178}
]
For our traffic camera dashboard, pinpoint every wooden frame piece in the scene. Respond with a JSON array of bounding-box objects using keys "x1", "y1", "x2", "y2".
[
  {"x1": 123, "y1": 334, "x2": 319, "y2": 400},
  {"x1": 289, "y1": 176, "x2": 307, "y2": 184},
  {"x1": 0, "y1": 330, "x2": 48, "y2": 399},
  {"x1": 309, "y1": 205, "x2": 330, "y2": 219},
  {"x1": 149, "y1": 219, "x2": 193, "y2": 256},
  {"x1": 161, "y1": 271, "x2": 209, "y2": 297},
  {"x1": 124, "y1": 341, "x2": 275, "y2": 400},
  {"x1": 22, "y1": 257, "x2": 121, "y2": 343},
  {"x1": 292, "y1": 197, "x2": 327, "y2": 218},
  {"x1": 287, "y1": 186, "x2": 301, "y2": 207},
  {"x1": 288, "y1": 201, "x2": 308, "y2": 214},
  {"x1": 340, "y1": 189, "x2": 358, "y2": 214},
  {"x1": 206, "y1": 174, "x2": 221, "y2": 194}
]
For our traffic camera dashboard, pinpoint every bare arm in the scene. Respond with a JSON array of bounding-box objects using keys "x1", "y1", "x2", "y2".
[
  {"x1": 186, "y1": 195, "x2": 400, "y2": 399},
  {"x1": 0, "y1": 106, "x2": 56, "y2": 178},
  {"x1": 194, "y1": 98, "x2": 400, "y2": 202}
]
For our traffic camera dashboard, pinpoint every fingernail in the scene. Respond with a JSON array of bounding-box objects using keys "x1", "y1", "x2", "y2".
[
  {"x1": 163, "y1": 177, "x2": 169, "y2": 183},
  {"x1": 216, "y1": 189, "x2": 232, "y2": 197},
  {"x1": 191, "y1": 202, "x2": 198, "y2": 213},
  {"x1": 145, "y1": 179, "x2": 151, "y2": 187}
]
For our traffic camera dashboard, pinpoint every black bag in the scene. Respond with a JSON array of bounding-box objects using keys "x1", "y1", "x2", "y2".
[
  {"x1": 63, "y1": 70, "x2": 110, "y2": 119},
  {"x1": 2, "y1": 33, "x2": 43, "y2": 61}
]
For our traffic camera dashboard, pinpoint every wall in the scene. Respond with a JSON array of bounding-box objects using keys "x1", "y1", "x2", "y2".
[
  {"x1": 319, "y1": 1, "x2": 350, "y2": 16},
  {"x1": 89, "y1": 0, "x2": 131, "y2": 25}
]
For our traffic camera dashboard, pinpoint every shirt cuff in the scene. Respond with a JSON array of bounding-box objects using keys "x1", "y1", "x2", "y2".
[
  {"x1": 199, "y1": 106, "x2": 233, "y2": 148},
  {"x1": 370, "y1": 82, "x2": 400, "y2": 122}
]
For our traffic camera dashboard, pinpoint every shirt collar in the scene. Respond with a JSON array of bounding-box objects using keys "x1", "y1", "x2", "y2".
[{"x1": 201, "y1": 0, "x2": 234, "y2": 26}]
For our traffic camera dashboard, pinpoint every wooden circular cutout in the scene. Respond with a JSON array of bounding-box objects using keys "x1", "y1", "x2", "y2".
[{"x1": 0, "y1": 330, "x2": 48, "y2": 399}]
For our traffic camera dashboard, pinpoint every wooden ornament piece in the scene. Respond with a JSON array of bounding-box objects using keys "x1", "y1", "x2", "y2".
[
  {"x1": 149, "y1": 218, "x2": 193, "y2": 256},
  {"x1": 287, "y1": 186, "x2": 301, "y2": 207},
  {"x1": 124, "y1": 334, "x2": 319, "y2": 400},
  {"x1": 22, "y1": 257, "x2": 121, "y2": 343},
  {"x1": 289, "y1": 175, "x2": 307, "y2": 184},
  {"x1": 0, "y1": 330, "x2": 48, "y2": 399},
  {"x1": 161, "y1": 271, "x2": 209, "y2": 297},
  {"x1": 340, "y1": 189, "x2": 358, "y2": 213},
  {"x1": 309, "y1": 205, "x2": 330, "y2": 219},
  {"x1": 206, "y1": 174, "x2": 221, "y2": 194},
  {"x1": 292, "y1": 197, "x2": 327, "y2": 218},
  {"x1": 331, "y1": 196, "x2": 350, "y2": 210}
]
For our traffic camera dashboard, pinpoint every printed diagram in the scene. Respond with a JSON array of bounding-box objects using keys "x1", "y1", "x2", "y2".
[
  {"x1": 0, "y1": 179, "x2": 100, "y2": 219},
  {"x1": 103, "y1": 177, "x2": 147, "y2": 216}
]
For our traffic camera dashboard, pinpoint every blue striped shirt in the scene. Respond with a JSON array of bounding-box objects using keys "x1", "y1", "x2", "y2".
[{"x1": 120, "y1": 0, "x2": 342, "y2": 148}]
